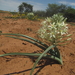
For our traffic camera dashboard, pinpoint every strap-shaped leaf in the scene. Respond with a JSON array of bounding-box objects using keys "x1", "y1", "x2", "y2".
[
  {"x1": 0, "y1": 53, "x2": 42, "y2": 57},
  {"x1": 0, "y1": 33, "x2": 48, "y2": 48},
  {"x1": 54, "y1": 46, "x2": 60, "y2": 58},
  {"x1": 6, "y1": 35, "x2": 46, "y2": 50},
  {"x1": 30, "y1": 45, "x2": 55, "y2": 75},
  {"x1": 0, "y1": 52, "x2": 63, "y2": 65}
]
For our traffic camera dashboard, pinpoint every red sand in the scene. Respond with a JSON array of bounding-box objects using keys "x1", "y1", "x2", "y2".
[{"x1": 0, "y1": 12, "x2": 75, "y2": 75}]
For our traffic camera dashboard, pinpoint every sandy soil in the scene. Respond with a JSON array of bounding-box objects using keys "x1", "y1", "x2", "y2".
[{"x1": 0, "y1": 12, "x2": 75, "y2": 75}]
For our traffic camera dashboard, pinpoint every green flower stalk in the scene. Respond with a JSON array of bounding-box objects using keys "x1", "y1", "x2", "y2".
[{"x1": 38, "y1": 14, "x2": 71, "y2": 46}]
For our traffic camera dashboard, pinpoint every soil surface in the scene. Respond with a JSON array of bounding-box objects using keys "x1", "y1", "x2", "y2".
[{"x1": 0, "y1": 12, "x2": 75, "y2": 75}]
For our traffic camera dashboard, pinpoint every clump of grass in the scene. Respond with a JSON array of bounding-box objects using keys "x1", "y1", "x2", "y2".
[{"x1": 0, "y1": 14, "x2": 71, "y2": 75}]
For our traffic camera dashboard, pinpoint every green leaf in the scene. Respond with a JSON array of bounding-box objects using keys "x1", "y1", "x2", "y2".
[
  {"x1": 0, "y1": 52, "x2": 63, "y2": 66},
  {"x1": 0, "y1": 33, "x2": 48, "y2": 48},
  {"x1": 30, "y1": 45, "x2": 55, "y2": 75},
  {"x1": 6, "y1": 35, "x2": 46, "y2": 50},
  {"x1": 0, "y1": 52, "x2": 63, "y2": 65},
  {"x1": 0, "y1": 53, "x2": 42, "y2": 57},
  {"x1": 54, "y1": 46, "x2": 60, "y2": 58}
]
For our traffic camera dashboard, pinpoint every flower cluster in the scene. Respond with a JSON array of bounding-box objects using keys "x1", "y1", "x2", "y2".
[
  {"x1": 38, "y1": 14, "x2": 71, "y2": 45},
  {"x1": 27, "y1": 12, "x2": 34, "y2": 20},
  {"x1": 27, "y1": 12, "x2": 39, "y2": 20},
  {"x1": 27, "y1": 12, "x2": 34, "y2": 16}
]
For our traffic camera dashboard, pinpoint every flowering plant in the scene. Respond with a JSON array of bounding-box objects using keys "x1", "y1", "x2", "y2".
[
  {"x1": 27, "y1": 12, "x2": 39, "y2": 20},
  {"x1": 0, "y1": 14, "x2": 71, "y2": 75},
  {"x1": 27, "y1": 12, "x2": 34, "y2": 19},
  {"x1": 38, "y1": 14, "x2": 71, "y2": 46},
  {"x1": 27, "y1": 12, "x2": 34, "y2": 16}
]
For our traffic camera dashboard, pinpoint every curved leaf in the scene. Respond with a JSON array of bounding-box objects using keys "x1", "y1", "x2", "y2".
[
  {"x1": 0, "y1": 33, "x2": 48, "y2": 48},
  {"x1": 30, "y1": 45, "x2": 55, "y2": 75},
  {"x1": 0, "y1": 52, "x2": 63, "y2": 64},
  {"x1": 6, "y1": 35, "x2": 46, "y2": 50}
]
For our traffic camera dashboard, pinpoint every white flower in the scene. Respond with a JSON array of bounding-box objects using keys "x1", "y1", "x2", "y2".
[
  {"x1": 38, "y1": 14, "x2": 71, "y2": 45},
  {"x1": 53, "y1": 35, "x2": 56, "y2": 38},
  {"x1": 27, "y1": 12, "x2": 34, "y2": 16}
]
